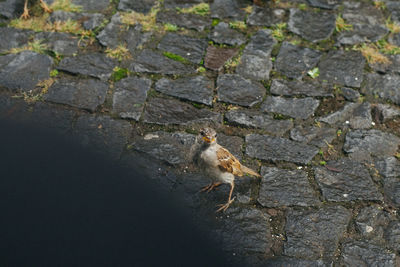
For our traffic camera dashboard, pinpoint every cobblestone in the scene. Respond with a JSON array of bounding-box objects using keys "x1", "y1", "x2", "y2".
[{"x1": 1, "y1": 0, "x2": 400, "y2": 265}]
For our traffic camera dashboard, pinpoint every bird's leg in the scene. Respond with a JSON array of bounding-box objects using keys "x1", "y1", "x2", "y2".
[
  {"x1": 200, "y1": 181, "x2": 222, "y2": 193},
  {"x1": 39, "y1": 0, "x2": 52, "y2": 13},
  {"x1": 20, "y1": 0, "x2": 30, "y2": 19},
  {"x1": 216, "y1": 182, "x2": 235, "y2": 212}
]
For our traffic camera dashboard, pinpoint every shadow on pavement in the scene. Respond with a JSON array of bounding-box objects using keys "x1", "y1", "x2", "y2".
[{"x1": 0, "y1": 119, "x2": 233, "y2": 267}]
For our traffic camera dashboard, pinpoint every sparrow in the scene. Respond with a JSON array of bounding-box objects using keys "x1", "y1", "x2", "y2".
[
  {"x1": 192, "y1": 128, "x2": 261, "y2": 212},
  {"x1": 21, "y1": 0, "x2": 52, "y2": 19}
]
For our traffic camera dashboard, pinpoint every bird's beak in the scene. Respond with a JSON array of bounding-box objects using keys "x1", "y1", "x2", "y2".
[{"x1": 202, "y1": 136, "x2": 215, "y2": 143}]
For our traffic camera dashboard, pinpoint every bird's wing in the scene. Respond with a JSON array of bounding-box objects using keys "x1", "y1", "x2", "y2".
[{"x1": 216, "y1": 146, "x2": 243, "y2": 176}]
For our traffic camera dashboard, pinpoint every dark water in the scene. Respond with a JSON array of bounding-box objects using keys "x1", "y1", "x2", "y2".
[{"x1": 0, "y1": 119, "x2": 230, "y2": 266}]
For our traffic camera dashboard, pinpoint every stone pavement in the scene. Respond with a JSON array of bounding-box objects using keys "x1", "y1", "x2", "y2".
[{"x1": 1, "y1": 0, "x2": 400, "y2": 265}]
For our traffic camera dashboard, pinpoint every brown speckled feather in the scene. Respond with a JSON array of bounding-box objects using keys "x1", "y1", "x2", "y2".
[{"x1": 216, "y1": 147, "x2": 244, "y2": 176}]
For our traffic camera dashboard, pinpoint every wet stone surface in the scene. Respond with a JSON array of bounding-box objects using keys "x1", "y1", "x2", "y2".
[
  {"x1": 217, "y1": 74, "x2": 265, "y2": 107},
  {"x1": 172, "y1": 172, "x2": 219, "y2": 214},
  {"x1": 130, "y1": 49, "x2": 195, "y2": 75},
  {"x1": 156, "y1": 10, "x2": 209, "y2": 31},
  {"x1": 258, "y1": 167, "x2": 321, "y2": 207},
  {"x1": 355, "y1": 205, "x2": 392, "y2": 242},
  {"x1": 288, "y1": 8, "x2": 336, "y2": 42},
  {"x1": 284, "y1": 206, "x2": 351, "y2": 260},
  {"x1": 112, "y1": 77, "x2": 152, "y2": 120},
  {"x1": 69, "y1": 0, "x2": 109, "y2": 12},
  {"x1": 163, "y1": 0, "x2": 204, "y2": 9},
  {"x1": 337, "y1": 23, "x2": 388, "y2": 46},
  {"x1": 119, "y1": 150, "x2": 181, "y2": 192},
  {"x1": 0, "y1": 94, "x2": 30, "y2": 121},
  {"x1": 72, "y1": 115, "x2": 132, "y2": 160},
  {"x1": 319, "y1": 102, "x2": 359, "y2": 125},
  {"x1": 245, "y1": 134, "x2": 320, "y2": 164},
  {"x1": 155, "y1": 76, "x2": 213, "y2": 106},
  {"x1": 0, "y1": 17, "x2": 8, "y2": 25},
  {"x1": 209, "y1": 22, "x2": 246, "y2": 46},
  {"x1": 2, "y1": 100, "x2": 75, "y2": 134},
  {"x1": 270, "y1": 79, "x2": 333, "y2": 97},
  {"x1": 314, "y1": 159, "x2": 383, "y2": 202},
  {"x1": 341, "y1": 87, "x2": 361, "y2": 102},
  {"x1": 319, "y1": 102, "x2": 372, "y2": 129},
  {"x1": 81, "y1": 13, "x2": 106, "y2": 30},
  {"x1": 247, "y1": 6, "x2": 285, "y2": 26},
  {"x1": 27, "y1": 102, "x2": 75, "y2": 134},
  {"x1": 142, "y1": 97, "x2": 221, "y2": 125},
  {"x1": 0, "y1": 0, "x2": 24, "y2": 18},
  {"x1": 225, "y1": 109, "x2": 293, "y2": 135},
  {"x1": 274, "y1": 42, "x2": 322, "y2": 80},
  {"x1": 375, "y1": 157, "x2": 400, "y2": 209},
  {"x1": 236, "y1": 29, "x2": 276, "y2": 81},
  {"x1": 48, "y1": 10, "x2": 80, "y2": 23},
  {"x1": 241, "y1": 29, "x2": 276, "y2": 55},
  {"x1": 118, "y1": 0, "x2": 156, "y2": 13},
  {"x1": 375, "y1": 156, "x2": 400, "y2": 179},
  {"x1": 337, "y1": 1, "x2": 388, "y2": 45},
  {"x1": 389, "y1": 33, "x2": 400, "y2": 46},
  {"x1": 210, "y1": 0, "x2": 247, "y2": 20},
  {"x1": 261, "y1": 96, "x2": 320, "y2": 120},
  {"x1": 307, "y1": 0, "x2": 341, "y2": 10},
  {"x1": 383, "y1": 177, "x2": 400, "y2": 209},
  {"x1": 133, "y1": 131, "x2": 196, "y2": 165},
  {"x1": 369, "y1": 54, "x2": 400, "y2": 75},
  {"x1": 318, "y1": 50, "x2": 365, "y2": 88},
  {"x1": 385, "y1": 221, "x2": 400, "y2": 252},
  {"x1": 348, "y1": 102, "x2": 373, "y2": 129},
  {"x1": 344, "y1": 129, "x2": 400, "y2": 159},
  {"x1": 0, "y1": 51, "x2": 53, "y2": 92},
  {"x1": 57, "y1": 52, "x2": 116, "y2": 81},
  {"x1": 0, "y1": 27, "x2": 31, "y2": 53},
  {"x1": 290, "y1": 125, "x2": 337, "y2": 148},
  {"x1": 362, "y1": 73, "x2": 400, "y2": 105},
  {"x1": 45, "y1": 78, "x2": 108, "y2": 112},
  {"x1": 34, "y1": 32, "x2": 78, "y2": 56},
  {"x1": 97, "y1": 13, "x2": 151, "y2": 53},
  {"x1": 389, "y1": 8, "x2": 400, "y2": 20},
  {"x1": 338, "y1": 240, "x2": 397, "y2": 267},
  {"x1": 157, "y1": 33, "x2": 207, "y2": 64},
  {"x1": 214, "y1": 206, "x2": 272, "y2": 255}
]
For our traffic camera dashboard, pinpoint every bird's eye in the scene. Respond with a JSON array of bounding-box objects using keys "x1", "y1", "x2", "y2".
[
  {"x1": 200, "y1": 131, "x2": 205, "y2": 136},
  {"x1": 215, "y1": 134, "x2": 217, "y2": 137}
]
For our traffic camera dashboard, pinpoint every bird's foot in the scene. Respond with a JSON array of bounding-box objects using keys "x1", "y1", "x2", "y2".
[
  {"x1": 216, "y1": 197, "x2": 235, "y2": 212},
  {"x1": 40, "y1": 0, "x2": 52, "y2": 13},
  {"x1": 20, "y1": 7, "x2": 30, "y2": 19},
  {"x1": 200, "y1": 182, "x2": 221, "y2": 193}
]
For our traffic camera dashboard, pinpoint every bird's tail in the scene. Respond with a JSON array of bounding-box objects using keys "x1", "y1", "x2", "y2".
[{"x1": 241, "y1": 165, "x2": 261, "y2": 178}]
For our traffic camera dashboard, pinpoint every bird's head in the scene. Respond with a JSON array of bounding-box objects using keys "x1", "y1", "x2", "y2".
[{"x1": 199, "y1": 128, "x2": 217, "y2": 144}]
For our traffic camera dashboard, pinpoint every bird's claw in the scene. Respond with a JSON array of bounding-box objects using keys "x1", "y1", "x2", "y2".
[
  {"x1": 216, "y1": 197, "x2": 235, "y2": 212},
  {"x1": 20, "y1": 0, "x2": 52, "y2": 20},
  {"x1": 200, "y1": 184, "x2": 212, "y2": 193},
  {"x1": 20, "y1": 8, "x2": 29, "y2": 19},
  {"x1": 200, "y1": 182, "x2": 221, "y2": 193},
  {"x1": 40, "y1": 0, "x2": 52, "y2": 13}
]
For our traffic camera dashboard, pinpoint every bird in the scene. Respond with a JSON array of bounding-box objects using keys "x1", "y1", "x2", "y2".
[
  {"x1": 192, "y1": 128, "x2": 261, "y2": 212},
  {"x1": 21, "y1": 0, "x2": 52, "y2": 19}
]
